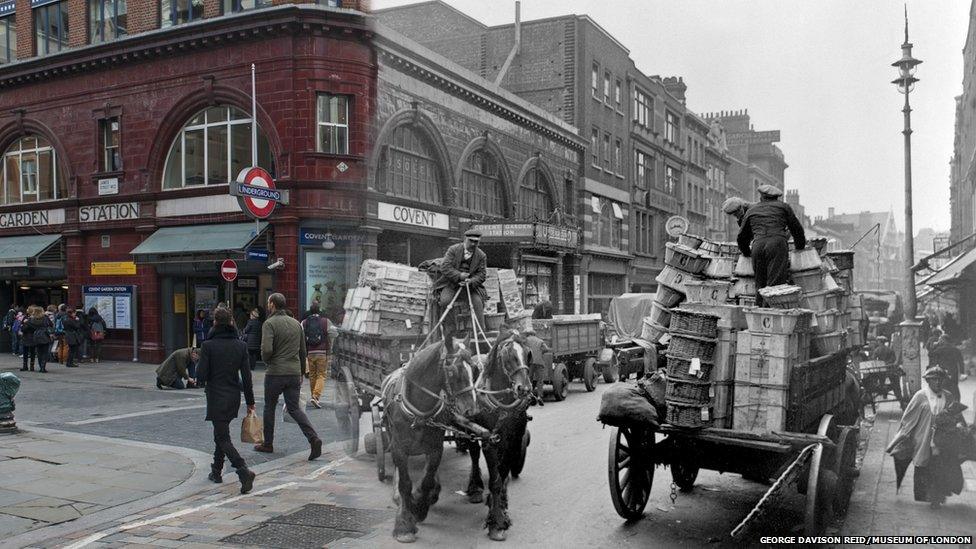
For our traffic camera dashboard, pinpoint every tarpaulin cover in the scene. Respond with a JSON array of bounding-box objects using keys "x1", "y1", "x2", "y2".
[
  {"x1": 0, "y1": 372, "x2": 21, "y2": 414},
  {"x1": 606, "y1": 293, "x2": 657, "y2": 340}
]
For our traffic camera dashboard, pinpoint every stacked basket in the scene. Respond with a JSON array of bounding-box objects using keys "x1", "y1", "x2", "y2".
[
  {"x1": 730, "y1": 255, "x2": 757, "y2": 306},
  {"x1": 664, "y1": 309, "x2": 721, "y2": 428},
  {"x1": 647, "y1": 241, "x2": 710, "y2": 344}
]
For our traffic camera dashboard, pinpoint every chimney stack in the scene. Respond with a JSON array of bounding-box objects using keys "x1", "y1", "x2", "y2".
[{"x1": 828, "y1": 207, "x2": 835, "y2": 218}]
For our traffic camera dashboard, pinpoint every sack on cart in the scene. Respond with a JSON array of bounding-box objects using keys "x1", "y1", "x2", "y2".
[{"x1": 598, "y1": 383, "x2": 661, "y2": 429}]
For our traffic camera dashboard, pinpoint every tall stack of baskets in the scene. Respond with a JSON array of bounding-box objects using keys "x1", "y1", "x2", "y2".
[
  {"x1": 645, "y1": 236, "x2": 711, "y2": 344},
  {"x1": 664, "y1": 309, "x2": 721, "y2": 428}
]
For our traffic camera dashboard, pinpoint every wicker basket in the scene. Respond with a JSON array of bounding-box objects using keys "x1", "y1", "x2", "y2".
[
  {"x1": 717, "y1": 242, "x2": 741, "y2": 257},
  {"x1": 665, "y1": 378, "x2": 712, "y2": 404},
  {"x1": 668, "y1": 333, "x2": 718, "y2": 360},
  {"x1": 730, "y1": 276, "x2": 756, "y2": 298},
  {"x1": 790, "y1": 248, "x2": 823, "y2": 272},
  {"x1": 811, "y1": 331, "x2": 845, "y2": 357},
  {"x1": 669, "y1": 308, "x2": 720, "y2": 338},
  {"x1": 814, "y1": 309, "x2": 839, "y2": 334},
  {"x1": 648, "y1": 301, "x2": 672, "y2": 327},
  {"x1": 791, "y1": 268, "x2": 824, "y2": 294},
  {"x1": 678, "y1": 234, "x2": 704, "y2": 249},
  {"x1": 744, "y1": 308, "x2": 814, "y2": 334},
  {"x1": 826, "y1": 250, "x2": 854, "y2": 271},
  {"x1": 698, "y1": 240, "x2": 722, "y2": 256},
  {"x1": 738, "y1": 295, "x2": 757, "y2": 307},
  {"x1": 704, "y1": 256, "x2": 736, "y2": 279},
  {"x1": 758, "y1": 285, "x2": 803, "y2": 309},
  {"x1": 665, "y1": 242, "x2": 710, "y2": 274},
  {"x1": 641, "y1": 318, "x2": 668, "y2": 344},
  {"x1": 733, "y1": 255, "x2": 754, "y2": 277},
  {"x1": 655, "y1": 284, "x2": 685, "y2": 308},
  {"x1": 666, "y1": 353, "x2": 715, "y2": 381},
  {"x1": 666, "y1": 401, "x2": 709, "y2": 428},
  {"x1": 809, "y1": 237, "x2": 828, "y2": 255},
  {"x1": 684, "y1": 280, "x2": 732, "y2": 305},
  {"x1": 801, "y1": 289, "x2": 842, "y2": 311}
]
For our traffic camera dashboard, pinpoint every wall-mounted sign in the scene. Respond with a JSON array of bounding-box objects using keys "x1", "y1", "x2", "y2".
[
  {"x1": 83, "y1": 285, "x2": 134, "y2": 330},
  {"x1": 79, "y1": 202, "x2": 139, "y2": 223},
  {"x1": 0, "y1": 208, "x2": 65, "y2": 229},
  {"x1": 377, "y1": 202, "x2": 449, "y2": 231},
  {"x1": 299, "y1": 228, "x2": 365, "y2": 247},
  {"x1": 474, "y1": 223, "x2": 534, "y2": 240},
  {"x1": 726, "y1": 130, "x2": 781, "y2": 146},
  {"x1": 470, "y1": 222, "x2": 579, "y2": 250},
  {"x1": 230, "y1": 167, "x2": 288, "y2": 219},
  {"x1": 91, "y1": 261, "x2": 137, "y2": 276},
  {"x1": 247, "y1": 249, "x2": 269, "y2": 262},
  {"x1": 237, "y1": 278, "x2": 258, "y2": 289},
  {"x1": 98, "y1": 178, "x2": 119, "y2": 196}
]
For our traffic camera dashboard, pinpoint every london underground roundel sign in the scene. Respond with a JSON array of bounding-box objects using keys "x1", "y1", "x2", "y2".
[{"x1": 235, "y1": 167, "x2": 278, "y2": 219}]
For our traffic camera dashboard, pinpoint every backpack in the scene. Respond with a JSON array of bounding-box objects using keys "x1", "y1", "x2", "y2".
[
  {"x1": 54, "y1": 316, "x2": 64, "y2": 335},
  {"x1": 91, "y1": 320, "x2": 106, "y2": 341},
  {"x1": 304, "y1": 314, "x2": 325, "y2": 347}
]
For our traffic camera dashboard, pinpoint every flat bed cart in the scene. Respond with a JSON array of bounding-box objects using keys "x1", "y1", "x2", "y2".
[
  {"x1": 530, "y1": 316, "x2": 605, "y2": 400},
  {"x1": 857, "y1": 359, "x2": 910, "y2": 412},
  {"x1": 606, "y1": 414, "x2": 859, "y2": 537}
]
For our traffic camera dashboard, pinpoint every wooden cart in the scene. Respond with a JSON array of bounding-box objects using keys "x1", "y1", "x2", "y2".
[
  {"x1": 606, "y1": 411, "x2": 859, "y2": 537},
  {"x1": 857, "y1": 359, "x2": 910, "y2": 412},
  {"x1": 528, "y1": 316, "x2": 605, "y2": 400}
]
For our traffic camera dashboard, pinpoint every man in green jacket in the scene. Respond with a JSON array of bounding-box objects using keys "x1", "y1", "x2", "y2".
[
  {"x1": 253, "y1": 293, "x2": 322, "y2": 461},
  {"x1": 155, "y1": 347, "x2": 199, "y2": 389}
]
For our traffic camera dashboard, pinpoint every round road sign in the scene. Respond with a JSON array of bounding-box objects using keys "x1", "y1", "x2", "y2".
[
  {"x1": 236, "y1": 167, "x2": 277, "y2": 219},
  {"x1": 221, "y1": 259, "x2": 238, "y2": 282}
]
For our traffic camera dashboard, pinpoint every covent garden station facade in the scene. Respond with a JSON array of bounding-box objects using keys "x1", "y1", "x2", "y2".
[{"x1": 0, "y1": 1, "x2": 588, "y2": 361}]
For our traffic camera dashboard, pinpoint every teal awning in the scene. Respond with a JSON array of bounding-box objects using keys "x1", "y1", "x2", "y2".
[
  {"x1": 131, "y1": 222, "x2": 270, "y2": 264},
  {"x1": 0, "y1": 234, "x2": 62, "y2": 268}
]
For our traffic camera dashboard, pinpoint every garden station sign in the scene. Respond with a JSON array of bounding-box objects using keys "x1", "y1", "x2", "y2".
[
  {"x1": 470, "y1": 222, "x2": 579, "y2": 250},
  {"x1": 0, "y1": 208, "x2": 65, "y2": 229},
  {"x1": 79, "y1": 202, "x2": 140, "y2": 223}
]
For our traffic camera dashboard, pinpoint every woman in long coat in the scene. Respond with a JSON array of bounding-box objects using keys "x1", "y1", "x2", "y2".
[
  {"x1": 195, "y1": 308, "x2": 256, "y2": 494},
  {"x1": 886, "y1": 366, "x2": 966, "y2": 508}
]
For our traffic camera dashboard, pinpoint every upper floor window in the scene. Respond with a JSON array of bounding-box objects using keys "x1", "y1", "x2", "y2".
[
  {"x1": 383, "y1": 125, "x2": 442, "y2": 204},
  {"x1": 603, "y1": 72, "x2": 611, "y2": 103},
  {"x1": 0, "y1": 14, "x2": 16, "y2": 64},
  {"x1": 602, "y1": 133, "x2": 610, "y2": 171},
  {"x1": 635, "y1": 150, "x2": 653, "y2": 189},
  {"x1": 595, "y1": 201, "x2": 622, "y2": 248},
  {"x1": 519, "y1": 167, "x2": 552, "y2": 221},
  {"x1": 591, "y1": 63, "x2": 599, "y2": 98},
  {"x1": 614, "y1": 79, "x2": 621, "y2": 108},
  {"x1": 635, "y1": 209, "x2": 653, "y2": 255},
  {"x1": 460, "y1": 149, "x2": 505, "y2": 217},
  {"x1": 634, "y1": 89, "x2": 652, "y2": 129},
  {"x1": 1, "y1": 136, "x2": 65, "y2": 206},
  {"x1": 665, "y1": 110, "x2": 679, "y2": 144},
  {"x1": 162, "y1": 106, "x2": 274, "y2": 189},
  {"x1": 223, "y1": 0, "x2": 271, "y2": 13},
  {"x1": 34, "y1": 1, "x2": 68, "y2": 55},
  {"x1": 613, "y1": 139, "x2": 621, "y2": 175},
  {"x1": 160, "y1": 0, "x2": 203, "y2": 28},
  {"x1": 665, "y1": 165, "x2": 679, "y2": 195},
  {"x1": 89, "y1": 0, "x2": 126, "y2": 43},
  {"x1": 590, "y1": 127, "x2": 599, "y2": 166},
  {"x1": 316, "y1": 94, "x2": 349, "y2": 155},
  {"x1": 100, "y1": 117, "x2": 121, "y2": 172}
]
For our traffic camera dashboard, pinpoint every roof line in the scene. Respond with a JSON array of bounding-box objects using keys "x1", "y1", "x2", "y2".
[{"x1": 372, "y1": 0, "x2": 487, "y2": 30}]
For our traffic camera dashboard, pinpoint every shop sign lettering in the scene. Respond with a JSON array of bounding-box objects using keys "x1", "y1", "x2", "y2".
[
  {"x1": 377, "y1": 202, "x2": 449, "y2": 231},
  {"x1": 79, "y1": 202, "x2": 140, "y2": 223},
  {"x1": 0, "y1": 208, "x2": 65, "y2": 228}
]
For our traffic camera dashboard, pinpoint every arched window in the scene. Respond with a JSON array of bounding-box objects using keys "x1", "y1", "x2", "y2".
[
  {"x1": 519, "y1": 167, "x2": 552, "y2": 221},
  {"x1": 459, "y1": 149, "x2": 505, "y2": 217},
  {"x1": 383, "y1": 125, "x2": 442, "y2": 204},
  {"x1": 1, "y1": 136, "x2": 65, "y2": 205},
  {"x1": 595, "y1": 202, "x2": 622, "y2": 248},
  {"x1": 162, "y1": 106, "x2": 274, "y2": 189}
]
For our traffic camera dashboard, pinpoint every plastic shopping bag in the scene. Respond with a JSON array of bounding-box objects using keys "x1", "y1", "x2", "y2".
[{"x1": 241, "y1": 410, "x2": 264, "y2": 444}]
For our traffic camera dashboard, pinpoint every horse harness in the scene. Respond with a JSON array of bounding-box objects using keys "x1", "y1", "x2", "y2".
[{"x1": 384, "y1": 350, "x2": 480, "y2": 437}]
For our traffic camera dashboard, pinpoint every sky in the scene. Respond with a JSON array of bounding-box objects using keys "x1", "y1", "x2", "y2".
[{"x1": 373, "y1": 0, "x2": 970, "y2": 234}]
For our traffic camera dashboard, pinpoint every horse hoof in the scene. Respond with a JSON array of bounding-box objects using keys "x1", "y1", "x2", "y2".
[
  {"x1": 468, "y1": 492, "x2": 484, "y2": 504},
  {"x1": 395, "y1": 533, "x2": 417, "y2": 543},
  {"x1": 488, "y1": 529, "x2": 507, "y2": 542}
]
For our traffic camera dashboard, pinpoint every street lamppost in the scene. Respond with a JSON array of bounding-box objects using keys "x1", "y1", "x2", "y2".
[{"x1": 891, "y1": 6, "x2": 923, "y2": 395}]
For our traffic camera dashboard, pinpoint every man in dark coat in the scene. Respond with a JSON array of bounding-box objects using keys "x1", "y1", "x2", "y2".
[
  {"x1": 195, "y1": 308, "x2": 256, "y2": 494},
  {"x1": 736, "y1": 184, "x2": 806, "y2": 305},
  {"x1": 431, "y1": 228, "x2": 489, "y2": 343},
  {"x1": 156, "y1": 347, "x2": 199, "y2": 389}
]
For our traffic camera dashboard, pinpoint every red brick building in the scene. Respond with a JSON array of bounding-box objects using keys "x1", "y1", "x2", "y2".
[{"x1": 0, "y1": 0, "x2": 373, "y2": 361}]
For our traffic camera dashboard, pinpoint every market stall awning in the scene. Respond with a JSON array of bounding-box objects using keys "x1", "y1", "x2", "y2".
[
  {"x1": 921, "y1": 246, "x2": 976, "y2": 287},
  {"x1": 0, "y1": 234, "x2": 63, "y2": 268},
  {"x1": 131, "y1": 222, "x2": 270, "y2": 264}
]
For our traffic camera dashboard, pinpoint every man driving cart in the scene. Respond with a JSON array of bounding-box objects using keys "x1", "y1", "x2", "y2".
[{"x1": 431, "y1": 228, "x2": 488, "y2": 343}]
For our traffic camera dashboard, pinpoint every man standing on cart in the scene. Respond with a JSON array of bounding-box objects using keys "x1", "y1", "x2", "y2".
[
  {"x1": 432, "y1": 228, "x2": 488, "y2": 344},
  {"x1": 736, "y1": 184, "x2": 806, "y2": 305}
]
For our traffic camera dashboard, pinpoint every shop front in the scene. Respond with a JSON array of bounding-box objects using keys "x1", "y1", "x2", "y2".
[
  {"x1": 299, "y1": 226, "x2": 365, "y2": 324},
  {"x1": 583, "y1": 254, "x2": 631, "y2": 317},
  {"x1": 0, "y1": 233, "x2": 67, "y2": 312},
  {"x1": 131, "y1": 222, "x2": 274, "y2": 356},
  {"x1": 368, "y1": 199, "x2": 454, "y2": 267}
]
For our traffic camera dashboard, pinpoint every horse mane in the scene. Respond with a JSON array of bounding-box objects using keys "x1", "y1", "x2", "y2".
[
  {"x1": 406, "y1": 340, "x2": 444, "y2": 375},
  {"x1": 483, "y1": 324, "x2": 523, "y2": 378}
]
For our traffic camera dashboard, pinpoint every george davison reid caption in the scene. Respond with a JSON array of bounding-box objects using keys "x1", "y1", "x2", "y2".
[{"x1": 760, "y1": 536, "x2": 972, "y2": 545}]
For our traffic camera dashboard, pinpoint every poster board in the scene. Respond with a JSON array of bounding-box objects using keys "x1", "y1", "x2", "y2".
[
  {"x1": 496, "y1": 269, "x2": 524, "y2": 319},
  {"x1": 83, "y1": 285, "x2": 134, "y2": 330},
  {"x1": 304, "y1": 250, "x2": 358, "y2": 322}
]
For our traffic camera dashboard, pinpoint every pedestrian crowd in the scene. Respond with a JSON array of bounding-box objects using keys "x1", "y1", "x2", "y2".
[{"x1": 3, "y1": 303, "x2": 107, "y2": 373}]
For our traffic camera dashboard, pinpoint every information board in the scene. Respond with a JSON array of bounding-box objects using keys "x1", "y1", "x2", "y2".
[{"x1": 83, "y1": 285, "x2": 134, "y2": 330}]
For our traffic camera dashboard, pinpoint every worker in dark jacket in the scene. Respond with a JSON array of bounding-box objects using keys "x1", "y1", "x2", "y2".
[
  {"x1": 736, "y1": 184, "x2": 806, "y2": 305},
  {"x1": 722, "y1": 196, "x2": 752, "y2": 227},
  {"x1": 156, "y1": 347, "x2": 199, "y2": 389},
  {"x1": 195, "y1": 308, "x2": 256, "y2": 494},
  {"x1": 431, "y1": 228, "x2": 489, "y2": 343}
]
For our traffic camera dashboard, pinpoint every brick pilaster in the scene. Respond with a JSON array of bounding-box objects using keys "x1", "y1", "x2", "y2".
[
  {"x1": 14, "y1": 0, "x2": 32, "y2": 59},
  {"x1": 67, "y1": 0, "x2": 87, "y2": 48},
  {"x1": 127, "y1": 0, "x2": 160, "y2": 35},
  {"x1": 203, "y1": 0, "x2": 220, "y2": 19}
]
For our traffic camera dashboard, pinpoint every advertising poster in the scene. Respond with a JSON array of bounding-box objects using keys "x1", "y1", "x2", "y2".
[
  {"x1": 194, "y1": 285, "x2": 218, "y2": 316},
  {"x1": 304, "y1": 250, "x2": 358, "y2": 322}
]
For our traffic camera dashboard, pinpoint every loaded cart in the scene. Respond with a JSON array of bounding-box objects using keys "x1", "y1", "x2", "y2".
[{"x1": 528, "y1": 314, "x2": 605, "y2": 400}]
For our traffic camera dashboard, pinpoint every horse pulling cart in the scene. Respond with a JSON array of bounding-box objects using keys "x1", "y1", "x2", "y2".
[{"x1": 606, "y1": 399, "x2": 859, "y2": 537}]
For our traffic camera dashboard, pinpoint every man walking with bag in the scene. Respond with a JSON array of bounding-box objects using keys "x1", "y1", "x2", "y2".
[
  {"x1": 254, "y1": 293, "x2": 322, "y2": 460},
  {"x1": 301, "y1": 302, "x2": 337, "y2": 409},
  {"x1": 195, "y1": 308, "x2": 256, "y2": 494}
]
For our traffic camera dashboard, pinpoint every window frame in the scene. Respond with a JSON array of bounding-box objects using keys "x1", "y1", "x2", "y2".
[
  {"x1": 1, "y1": 136, "x2": 63, "y2": 206},
  {"x1": 222, "y1": 0, "x2": 271, "y2": 14},
  {"x1": 160, "y1": 0, "x2": 204, "y2": 28},
  {"x1": 614, "y1": 78, "x2": 621, "y2": 109},
  {"x1": 613, "y1": 138, "x2": 621, "y2": 176},
  {"x1": 603, "y1": 71, "x2": 611, "y2": 104},
  {"x1": 382, "y1": 124, "x2": 443, "y2": 205},
  {"x1": 591, "y1": 62, "x2": 600, "y2": 99},
  {"x1": 89, "y1": 0, "x2": 127, "y2": 43},
  {"x1": 665, "y1": 110, "x2": 680, "y2": 144},
  {"x1": 0, "y1": 13, "x2": 16, "y2": 64},
  {"x1": 459, "y1": 149, "x2": 505, "y2": 218},
  {"x1": 633, "y1": 88, "x2": 652, "y2": 129},
  {"x1": 635, "y1": 149, "x2": 653, "y2": 190},
  {"x1": 33, "y1": 1, "x2": 68, "y2": 56},
  {"x1": 590, "y1": 127, "x2": 599, "y2": 167},
  {"x1": 518, "y1": 167, "x2": 553, "y2": 221},
  {"x1": 315, "y1": 93, "x2": 350, "y2": 155},
  {"x1": 602, "y1": 133, "x2": 611, "y2": 171},
  {"x1": 665, "y1": 165, "x2": 679, "y2": 195},
  {"x1": 99, "y1": 116, "x2": 122, "y2": 173}
]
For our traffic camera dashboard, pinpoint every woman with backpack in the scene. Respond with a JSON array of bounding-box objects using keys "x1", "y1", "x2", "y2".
[
  {"x1": 241, "y1": 307, "x2": 264, "y2": 371},
  {"x1": 24, "y1": 306, "x2": 53, "y2": 373},
  {"x1": 88, "y1": 307, "x2": 107, "y2": 363}
]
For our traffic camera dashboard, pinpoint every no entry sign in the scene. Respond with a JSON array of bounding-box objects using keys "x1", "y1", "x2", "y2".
[
  {"x1": 231, "y1": 167, "x2": 288, "y2": 219},
  {"x1": 220, "y1": 259, "x2": 238, "y2": 282}
]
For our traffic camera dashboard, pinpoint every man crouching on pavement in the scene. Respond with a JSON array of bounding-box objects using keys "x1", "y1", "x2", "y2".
[
  {"x1": 195, "y1": 308, "x2": 256, "y2": 493},
  {"x1": 253, "y1": 293, "x2": 323, "y2": 461},
  {"x1": 155, "y1": 347, "x2": 199, "y2": 389}
]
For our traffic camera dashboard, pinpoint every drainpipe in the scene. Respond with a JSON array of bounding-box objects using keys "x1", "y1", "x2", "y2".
[{"x1": 494, "y1": 1, "x2": 521, "y2": 85}]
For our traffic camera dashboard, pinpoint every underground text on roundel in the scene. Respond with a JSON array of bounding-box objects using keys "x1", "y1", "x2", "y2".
[{"x1": 760, "y1": 536, "x2": 973, "y2": 544}]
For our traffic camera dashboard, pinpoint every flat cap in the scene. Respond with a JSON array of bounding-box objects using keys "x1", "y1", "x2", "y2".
[
  {"x1": 757, "y1": 184, "x2": 783, "y2": 198},
  {"x1": 464, "y1": 228, "x2": 482, "y2": 239},
  {"x1": 923, "y1": 366, "x2": 947, "y2": 380},
  {"x1": 722, "y1": 197, "x2": 748, "y2": 214}
]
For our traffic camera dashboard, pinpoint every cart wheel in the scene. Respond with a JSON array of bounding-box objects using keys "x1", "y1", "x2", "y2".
[
  {"x1": 603, "y1": 361, "x2": 620, "y2": 384},
  {"x1": 372, "y1": 404, "x2": 387, "y2": 482},
  {"x1": 816, "y1": 414, "x2": 838, "y2": 443},
  {"x1": 607, "y1": 425, "x2": 653, "y2": 521},
  {"x1": 583, "y1": 358, "x2": 599, "y2": 392},
  {"x1": 551, "y1": 363, "x2": 570, "y2": 401},
  {"x1": 510, "y1": 430, "x2": 530, "y2": 479},
  {"x1": 339, "y1": 366, "x2": 360, "y2": 456},
  {"x1": 671, "y1": 462, "x2": 699, "y2": 492},
  {"x1": 832, "y1": 426, "x2": 858, "y2": 514},
  {"x1": 803, "y1": 442, "x2": 835, "y2": 536}
]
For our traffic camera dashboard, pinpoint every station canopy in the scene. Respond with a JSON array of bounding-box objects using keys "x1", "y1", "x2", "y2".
[
  {"x1": 130, "y1": 222, "x2": 270, "y2": 264},
  {"x1": 0, "y1": 234, "x2": 63, "y2": 268}
]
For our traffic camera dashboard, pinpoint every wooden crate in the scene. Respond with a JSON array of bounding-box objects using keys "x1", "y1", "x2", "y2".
[
  {"x1": 710, "y1": 380, "x2": 733, "y2": 428},
  {"x1": 734, "y1": 353, "x2": 797, "y2": 386},
  {"x1": 733, "y1": 382, "x2": 789, "y2": 433},
  {"x1": 737, "y1": 331, "x2": 810, "y2": 361},
  {"x1": 680, "y1": 302, "x2": 748, "y2": 330},
  {"x1": 713, "y1": 327, "x2": 738, "y2": 382}
]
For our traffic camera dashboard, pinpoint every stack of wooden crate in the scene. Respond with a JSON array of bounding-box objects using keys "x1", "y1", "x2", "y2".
[{"x1": 342, "y1": 260, "x2": 430, "y2": 336}]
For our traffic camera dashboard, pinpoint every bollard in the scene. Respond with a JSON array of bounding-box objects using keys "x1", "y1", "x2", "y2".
[{"x1": 0, "y1": 372, "x2": 21, "y2": 434}]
